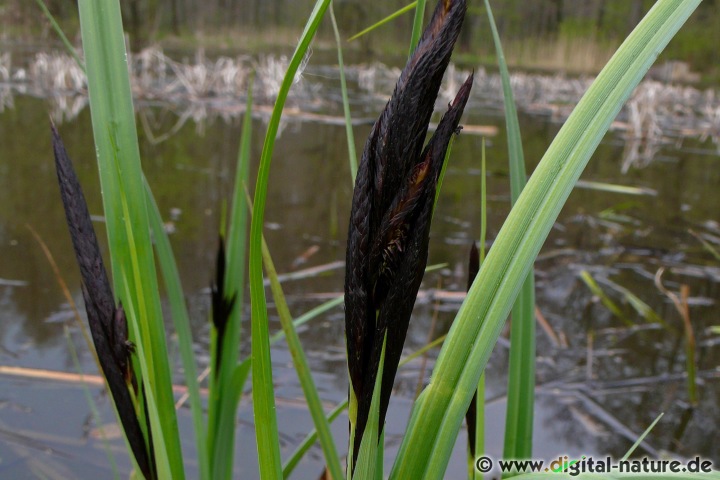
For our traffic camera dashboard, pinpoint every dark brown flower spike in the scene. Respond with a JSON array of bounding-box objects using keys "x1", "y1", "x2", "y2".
[
  {"x1": 465, "y1": 241, "x2": 480, "y2": 455},
  {"x1": 211, "y1": 235, "x2": 236, "y2": 377},
  {"x1": 344, "y1": 0, "x2": 471, "y2": 466},
  {"x1": 52, "y1": 124, "x2": 154, "y2": 479}
]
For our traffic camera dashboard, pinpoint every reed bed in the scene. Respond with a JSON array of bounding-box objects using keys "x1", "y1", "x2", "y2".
[{"x1": 7, "y1": 46, "x2": 720, "y2": 170}]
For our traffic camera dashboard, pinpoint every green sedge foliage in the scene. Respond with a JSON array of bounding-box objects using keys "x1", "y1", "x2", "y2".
[
  {"x1": 69, "y1": 0, "x2": 339, "y2": 478},
  {"x1": 468, "y1": 139, "x2": 488, "y2": 480},
  {"x1": 390, "y1": 1, "x2": 702, "y2": 478},
  {"x1": 260, "y1": 235, "x2": 344, "y2": 480},
  {"x1": 348, "y1": 2, "x2": 418, "y2": 43},
  {"x1": 55, "y1": 0, "x2": 705, "y2": 478},
  {"x1": 482, "y1": 0, "x2": 537, "y2": 467},
  {"x1": 329, "y1": 4, "x2": 358, "y2": 184},
  {"x1": 205, "y1": 79, "x2": 254, "y2": 480},
  {"x1": 77, "y1": 1, "x2": 184, "y2": 477},
  {"x1": 248, "y1": 1, "x2": 333, "y2": 477}
]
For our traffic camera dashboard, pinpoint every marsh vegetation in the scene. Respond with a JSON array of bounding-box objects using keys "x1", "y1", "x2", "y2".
[{"x1": 0, "y1": 0, "x2": 718, "y2": 478}]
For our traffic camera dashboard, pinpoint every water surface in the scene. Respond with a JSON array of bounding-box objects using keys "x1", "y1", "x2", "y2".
[{"x1": 1, "y1": 56, "x2": 719, "y2": 477}]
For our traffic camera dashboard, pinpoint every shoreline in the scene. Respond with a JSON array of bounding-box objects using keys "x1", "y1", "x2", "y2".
[{"x1": 2, "y1": 46, "x2": 718, "y2": 169}]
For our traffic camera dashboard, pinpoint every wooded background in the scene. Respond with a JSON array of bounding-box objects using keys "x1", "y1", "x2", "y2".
[{"x1": 2, "y1": 1, "x2": 718, "y2": 75}]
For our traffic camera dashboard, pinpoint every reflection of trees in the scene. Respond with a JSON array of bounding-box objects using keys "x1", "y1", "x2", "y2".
[
  {"x1": 2, "y1": 86, "x2": 719, "y2": 463},
  {"x1": 6, "y1": 48, "x2": 720, "y2": 171}
]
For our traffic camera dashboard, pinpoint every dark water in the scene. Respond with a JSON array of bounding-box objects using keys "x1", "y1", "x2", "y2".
[{"x1": 1, "y1": 71, "x2": 719, "y2": 477}]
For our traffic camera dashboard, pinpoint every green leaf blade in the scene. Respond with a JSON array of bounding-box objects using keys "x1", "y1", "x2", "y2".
[
  {"x1": 408, "y1": 0, "x2": 427, "y2": 55},
  {"x1": 261, "y1": 238, "x2": 344, "y2": 480},
  {"x1": 144, "y1": 179, "x2": 208, "y2": 480},
  {"x1": 248, "y1": 2, "x2": 332, "y2": 478},
  {"x1": 390, "y1": 1, "x2": 701, "y2": 478},
  {"x1": 77, "y1": 0, "x2": 185, "y2": 477}
]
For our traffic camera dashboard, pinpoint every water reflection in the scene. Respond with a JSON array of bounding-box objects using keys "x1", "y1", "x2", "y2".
[
  {"x1": 3, "y1": 46, "x2": 720, "y2": 164},
  {"x1": 1, "y1": 56, "x2": 720, "y2": 475}
]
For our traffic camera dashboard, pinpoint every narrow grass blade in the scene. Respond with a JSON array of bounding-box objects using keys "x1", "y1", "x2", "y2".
[
  {"x1": 479, "y1": 138, "x2": 488, "y2": 263},
  {"x1": 329, "y1": 4, "x2": 358, "y2": 184},
  {"x1": 375, "y1": 430, "x2": 385, "y2": 480},
  {"x1": 621, "y1": 412, "x2": 664, "y2": 461},
  {"x1": 580, "y1": 271, "x2": 634, "y2": 326},
  {"x1": 575, "y1": 180, "x2": 657, "y2": 196},
  {"x1": 482, "y1": 0, "x2": 536, "y2": 464},
  {"x1": 207, "y1": 288, "x2": 338, "y2": 478},
  {"x1": 212, "y1": 362, "x2": 251, "y2": 480},
  {"x1": 77, "y1": 0, "x2": 184, "y2": 475},
  {"x1": 469, "y1": 140, "x2": 487, "y2": 480},
  {"x1": 249, "y1": 2, "x2": 331, "y2": 477},
  {"x1": 209, "y1": 238, "x2": 239, "y2": 480},
  {"x1": 503, "y1": 234, "x2": 537, "y2": 464},
  {"x1": 117, "y1": 274, "x2": 168, "y2": 478},
  {"x1": 261, "y1": 237, "x2": 344, "y2": 480},
  {"x1": 400, "y1": 334, "x2": 446, "y2": 364},
  {"x1": 408, "y1": 0, "x2": 427, "y2": 54},
  {"x1": 282, "y1": 401, "x2": 347, "y2": 478},
  {"x1": 348, "y1": 2, "x2": 417, "y2": 42},
  {"x1": 655, "y1": 271, "x2": 698, "y2": 405},
  {"x1": 242, "y1": 183, "x2": 344, "y2": 476},
  {"x1": 281, "y1": 328, "x2": 451, "y2": 479},
  {"x1": 390, "y1": 2, "x2": 701, "y2": 478},
  {"x1": 433, "y1": 137, "x2": 455, "y2": 211},
  {"x1": 144, "y1": 179, "x2": 207, "y2": 480},
  {"x1": 225, "y1": 76, "x2": 254, "y2": 368},
  {"x1": 464, "y1": 244, "x2": 481, "y2": 477},
  {"x1": 33, "y1": 0, "x2": 85, "y2": 71},
  {"x1": 479, "y1": 138, "x2": 487, "y2": 262},
  {"x1": 269, "y1": 296, "x2": 344, "y2": 344},
  {"x1": 484, "y1": 0, "x2": 526, "y2": 242},
  {"x1": 351, "y1": 339, "x2": 386, "y2": 480},
  {"x1": 206, "y1": 77, "x2": 256, "y2": 480},
  {"x1": 689, "y1": 229, "x2": 720, "y2": 261},
  {"x1": 604, "y1": 280, "x2": 668, "y2": 328}
]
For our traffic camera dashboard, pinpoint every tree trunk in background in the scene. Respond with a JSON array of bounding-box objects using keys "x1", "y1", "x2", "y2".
[
  {"x1": 170, "y1": 0, "x2": 180, "y2": 35},
  {"x1": 459, "y1": 6, "x2": 482, "y2": 51},
  {"x1": 595, "y1": 0, "x2": 605, "y2": 31},
  {"x1": 1, "y1": 0, "x2": 716, "y2": 74},
  {"x1": 252, "y1": 0, "x2": 261, "y2": 26},
  {"x1": 126, "y1": 0, "x2": 143, "y2": 49},
  {"x1": 553, "y1": 0, "x2": 564, "y2": 29},
  {"x1": 273, "y1": 0, "x2": 282, "y2": 27}
]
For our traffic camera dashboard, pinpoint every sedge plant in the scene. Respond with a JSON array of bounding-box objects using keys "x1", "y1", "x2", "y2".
[
  {"x1": 48, "y1": 0, "x2": 714, "y2": 478},
  {"x1": 343, "y1": 1, "x2": 472, "y2": 475},
  {"x1": 389, "y1": 1, "x2": 703, "y2": 478},
  {"x1": 482, "y1": 0, "x2": 537, "y2": 469},
  {"x1": 343, "y1": 0, "x2": 707, "y2": 478}
]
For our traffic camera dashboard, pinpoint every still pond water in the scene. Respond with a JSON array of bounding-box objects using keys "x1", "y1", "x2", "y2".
[{"x1": 1, "y1": 52, "x2": 719, "y2": 477}]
